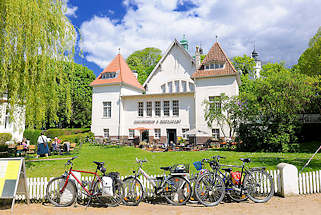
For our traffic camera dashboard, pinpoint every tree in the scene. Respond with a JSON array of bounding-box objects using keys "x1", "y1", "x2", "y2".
[
  {"x1": 232, "y1": 55, "x2": 256, "y2": 76},
  {"x1": 55, "y1": 62, "x2": 95, "y2": 128},
  {"x1": 297, "y1": 27, "x2": 321, "y2": 76},
  {"x1": 0, "y1": 0, "x2": 75, "y2": 128},
  {"x1": 203, "y1": 94, "x2": 238, "y2": 141},
  {"x1": 236, "y1": 65, "x2": 317, "y2": 152},
  {"x1": 126, "y1": 48, "x2": 162, "y2": 84}
]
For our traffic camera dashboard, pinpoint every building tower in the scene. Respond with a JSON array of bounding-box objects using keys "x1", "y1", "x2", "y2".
[
  {"x1": 180, "y1": 35, "x2": 188, "y2": 51},
  {"x1": 251, "y1": 46, "x2": 262, "y2": 78}
]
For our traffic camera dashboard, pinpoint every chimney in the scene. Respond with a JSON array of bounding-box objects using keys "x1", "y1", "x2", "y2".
[
  {"x1": 132, "y1": 70, "x2": 138, "y2": 79},
  {"x1": 195, "y1": 45, "x2": 201, "y2": 70}
]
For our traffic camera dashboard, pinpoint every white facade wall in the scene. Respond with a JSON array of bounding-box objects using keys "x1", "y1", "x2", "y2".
[
  {"x1": 91, "y1": 85, "x2": 122, "y2": 137},
  {"x1": 194, "y1": 75, "x2": 239, "y2": 138},
  {"x1": 121, "y1": 93, "x2": 195, "y2": 138},
  {"x1": 0, "y1": 98, "x2": 25, "y2": 141},
  {"x1": 145, "y1": 45, "x2": 195, "y2": 94}
]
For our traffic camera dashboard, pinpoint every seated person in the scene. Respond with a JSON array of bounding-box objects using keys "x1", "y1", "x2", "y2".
[
  {"x1": 21, "y1": 138, "x2": 29, "y2": 151},
  {"x1": 52, "y1": 137, "x2": 62, "y2": 154}
]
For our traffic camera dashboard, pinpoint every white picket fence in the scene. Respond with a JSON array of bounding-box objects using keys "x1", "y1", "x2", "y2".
[
  {"x1": 298, "y1": 170, "x2": 321, "y2": 194},
  {"x1": 16, "y1": 170, "x2": 281, "y2": 201}
]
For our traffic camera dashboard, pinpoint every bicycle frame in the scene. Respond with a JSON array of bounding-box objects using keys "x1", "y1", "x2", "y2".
[
  {"x1": 134, "y1": 166, "x2": 162, "y2": 188},
  {"x1": 60, "y1": 165, "x2": 102, "y2": 196}
]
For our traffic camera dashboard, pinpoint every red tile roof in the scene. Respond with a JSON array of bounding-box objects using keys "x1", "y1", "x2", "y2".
[
  {"x1": 90, "y1": 54, "x2": 144, "y2": 91},
  {"x1": 192, "y1": 42, "x2": 237, "y2": 79}
]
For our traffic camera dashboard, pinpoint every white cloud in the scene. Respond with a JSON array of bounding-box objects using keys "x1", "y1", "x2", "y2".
[
  {"x1": 79, "y1": 0, "x2": 321, "y2": 69},
  {"x1": 64, "y1": 0, "x2": 78, "y2": 17}
]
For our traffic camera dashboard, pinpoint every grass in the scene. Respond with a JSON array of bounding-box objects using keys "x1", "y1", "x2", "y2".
[{"x1": 25, "y1": 143, "x2": 321, "y2": 178}]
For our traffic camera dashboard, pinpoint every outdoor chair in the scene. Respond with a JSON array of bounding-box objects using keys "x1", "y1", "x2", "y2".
[
  {"x1": 16, "y1": 145, "x2": 25, "y2": 156},
  {"x1": 27, "y1": 145, "x2": 36, "y2": 154},
  {"x1": 69, "y1": 143, "x2": 76, "y2": 151}
]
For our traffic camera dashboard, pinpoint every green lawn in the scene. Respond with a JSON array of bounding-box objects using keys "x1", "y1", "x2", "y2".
[{"x1": 25, "y1": 143, "x2": 321, "y2": 177}]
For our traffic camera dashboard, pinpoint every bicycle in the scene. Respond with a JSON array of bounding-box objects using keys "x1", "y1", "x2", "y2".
[
  {"x1": 46, "y1": 156, "x2": 124, "y2": 207},
  {"x1": 122, "y1": 158, "x2": 192, "y2": 206},
  {"x1": 211, "y1": 155, "x2": 274, "y2": 203},
  {"x1": 193, "y1": 158, "x2": 226, "y2": 207}
]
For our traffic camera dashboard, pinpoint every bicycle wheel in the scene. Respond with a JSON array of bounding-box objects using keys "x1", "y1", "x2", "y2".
[
  {"x1": 195, "y1": 173, "x2": 225, "y2": 207},
  {"x1": 188, "y1": 177, "x2": 199, "y2": 204},
  {"x1": 122, "y1": 176, "x2": 144, "y2": 206},
  {"x1": 93, "y1": 178, "x2": 124, "y2": 207},
  {"x1": 163, "y1": 176, "x2": 191, "y2": 206},
  {"x1": 244, "y1": 169, "x2": 274, "y2": 203},
  {"x1": 228, "y1": 187, "x2": 249, "y2": 202},
  {"x1": 46, "y1": 176, "x2": 77, "y2": 207}
]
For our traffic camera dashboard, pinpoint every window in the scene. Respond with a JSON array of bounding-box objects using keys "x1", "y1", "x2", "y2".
[
  {"x1": 163, "y1": 101, "x2": 170, "y2": 116},
  {"x1": 168, "y1": 82, "x2": 172, "y2": 93},
  {"x1": 161, "y1": 84, "x2": 166, "y2": 93},
  {"x1": 210, "y1": 63, "x2": 215, "y2": 69},
  {"x1": 104, "y1": 129, "x2": 109, "y2": 138},
  {"x1": 4, "y1": 107, "x2": 9, "y2": 129},
  {"x1": 182, "y1": 81, "x2": 187, "y2": 92},
  {"x1": 154, "y1": 129, "x2": 161, "y2": 139},
  {"x1": 205, "y1": 65, "x2": 210, "y2": 70},
  {"x1": 101, "y1": 72, "x2": 117, "y2": 79},
  {"x1": 175, "y1": 80, "x2": 179, "y2": 92},
  {"x1": 146, "y1": 101, "x2": 152, "y2": 117},
  {"x1": 209, "y1": 96, "x2": 222, "y2": 113},
  {"x1": 182, "y1": 128, "x2": 189, "y2": 139},
  {"x1": 155, "y1": 101, "x2": 161, "y2": 117},
  {"x1": 212, "y1": 129, "x2": 220, "y2": 139},
  {"x1": 103, "y1": 102, "x2": 111, "y2": 118},
  {"x1": 189, "y1": 82, "x2": 195, "y2": 91},
  {"x1": 205, "y1": 63, "x2": 224, "y2": 70},
  {"x1": 172, "y1": 100, "x2": 179, "y2": 116},
  {"x1": 138, "y1": 102, "x2": 144, "y2": 117},
  {"x1": 129, "y1": 129, "x2": 135, "y2": 139}
]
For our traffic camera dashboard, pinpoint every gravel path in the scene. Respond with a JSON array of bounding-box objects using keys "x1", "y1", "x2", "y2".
[{"x1": 2, "y1": 194, "x2": 321, "y2": 215}]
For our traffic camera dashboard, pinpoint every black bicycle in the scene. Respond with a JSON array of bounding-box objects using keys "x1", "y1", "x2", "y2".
[{"x1": 211, "y1": 155, "x2": 275, "y2": 203}]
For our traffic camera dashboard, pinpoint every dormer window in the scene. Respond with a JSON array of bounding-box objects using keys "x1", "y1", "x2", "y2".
[
  {"x1": 101, "y1": 71, "x2": 118, "y2": 79},
  {"x1": 205, "y1": 63, "x2": 224, "y2": 70}
]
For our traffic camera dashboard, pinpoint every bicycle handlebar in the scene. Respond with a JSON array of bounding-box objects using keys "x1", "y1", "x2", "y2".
[
  {"x1": 136, "y1": 158, "x2": 148, "y2": 164},
  {"x1": 65, "y1": 156, "x2": 79, "y2": 166}
]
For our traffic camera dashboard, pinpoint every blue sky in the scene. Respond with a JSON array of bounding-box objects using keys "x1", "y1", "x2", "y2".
[{"x1": 65, "y1": 0, "x2": 321, "y2": 76}]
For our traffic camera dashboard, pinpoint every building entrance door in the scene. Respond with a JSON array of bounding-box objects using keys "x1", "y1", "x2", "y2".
[
  {"x1": 141, "y1": 130, "x2": 149, "y2": 143},
  {"x1": 166, "y1": 129, "x2": 177, "y2": 146}
]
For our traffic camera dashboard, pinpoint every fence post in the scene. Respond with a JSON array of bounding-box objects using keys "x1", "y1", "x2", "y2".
[{"x1": 277, "y1": 163, "x2": 299, "y2": 197}]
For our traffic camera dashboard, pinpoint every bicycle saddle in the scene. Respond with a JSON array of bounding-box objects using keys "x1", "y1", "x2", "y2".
[
  {"x1": 240, "y1": 158, "x2": 251, "y2": 163},
  {"x1": 160, "y1": 166, "x2": 171, "y2": 171},
  {"x1": 222, "y1": 168, "x2": 232, "y2": 172},
  {"x1": 93, "y1": 161, "x2": 104, "y2": 166}
]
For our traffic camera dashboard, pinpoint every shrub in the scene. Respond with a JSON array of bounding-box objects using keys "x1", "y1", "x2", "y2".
[
  {"x1": 0, "y1": 144, "x2": 8, "y2": 152},
  {"x1": 23, "y1": 129, "x2": 41, "y2": 145},
  {"x1": 45, "y1": 128, "x2": 90, "y2": 138},
  {"x1": 0, "y1": 133, "x2": 12, "y2": 144}
]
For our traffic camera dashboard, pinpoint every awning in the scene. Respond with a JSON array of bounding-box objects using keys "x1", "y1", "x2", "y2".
[
  {"x1": 182, "y1": 128, "x2": 210, "y2": 137},
  {"x1": 130, "y1": 127, "x2": 151, "y2": 131}
]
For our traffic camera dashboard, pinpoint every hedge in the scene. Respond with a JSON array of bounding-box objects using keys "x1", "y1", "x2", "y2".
[
  {"x1": 58, "y1": 132, "x2": 94, "y2": 144},
  {"x1": 23, "y1": 129, "x2": 41, "y2": 145},
  {"x1": 45, "y1": 128, "x2": 90, "y2": 138},
  {"x1": 0, "y1": 133, "x2": 12, "y2": 145}
]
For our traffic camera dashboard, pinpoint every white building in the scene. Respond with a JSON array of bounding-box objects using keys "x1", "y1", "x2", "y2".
[
  {"x1": 0, "y1": 93, "x2": 25, "y2": 141},
  {"x1": 90, "y1": 39, "x2": 241, "y2": 145}
]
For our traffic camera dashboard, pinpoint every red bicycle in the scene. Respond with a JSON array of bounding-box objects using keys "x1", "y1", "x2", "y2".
[{"x1": 46, "y1": 156, "x2": 124, "y2": 207}]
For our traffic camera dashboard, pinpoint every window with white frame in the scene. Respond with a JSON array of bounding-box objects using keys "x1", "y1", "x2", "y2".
[
  {"x1": 172, "y1": 100, "x2": 179, "y2": 116},
  {"x1": 101, "y1": 72, "x2": 118, "y2": 79},
  {"x1": 182, "y1": 81, "x2": 187, "y2": 92},
  {"x1": 212, "y1": 129, "x2": 220, "y2": 139},
  {"x1": 161, "y1": 84, "x2": 166, "y2": 93},
  {"x1": 155, "y1": 101, "x2": 161, "y2": 117},
  {"x1": 154, "y1": 129, "x2": 161, "y2": 139},
  {"x1": 104, "y1": 129, "x2": 110, "y2": 138},
  {"x1": 189, "y1": 82, "x2": 195, "y2": 91},
  {"x1": 175, "y1": 80, "x2": 179, "y2": 92},
  {"x1": 163, "y1": 101, "x2": 170, "y2": 116},
  {"x1": 138, "y1": 102, "x2": 144, "y2": 117},
  {"x1": 182, "y1": 128, "x2": 189, "y2": 139},
  {"x1": 129, "y1": 129, "x2": 135, "y2": 139},
  {"x1": 205, "y1": 63, "x2": 224, "y2": 70},
  {"x1": 209, "y1": 96, "x2": 222, "y2": 113},
  {"x1": 103, "y1": 102, "x2": 111, "y2": 118},
  {"x1": 146, "y1": 101, "x2": 152, "y2": 117},
  {"x1": 168, "y1": 82, "x2": 172, "y2": 93},
  {"x1": 4, "y1": 107, "x2": 9, "y2": 129}
]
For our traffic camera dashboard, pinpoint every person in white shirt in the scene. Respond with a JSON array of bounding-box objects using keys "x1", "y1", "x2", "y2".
[{"x1": 36, "y1": 132, "x2": 50, "y2": 158}]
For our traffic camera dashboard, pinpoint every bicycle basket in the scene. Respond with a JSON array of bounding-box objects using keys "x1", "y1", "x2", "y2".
[
  {"x1": 193, "y1": 161, "x2": 202, "y2": 171},
  {"x1": 170, "y1": 164, "x2": 189, "y2": 173}
]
